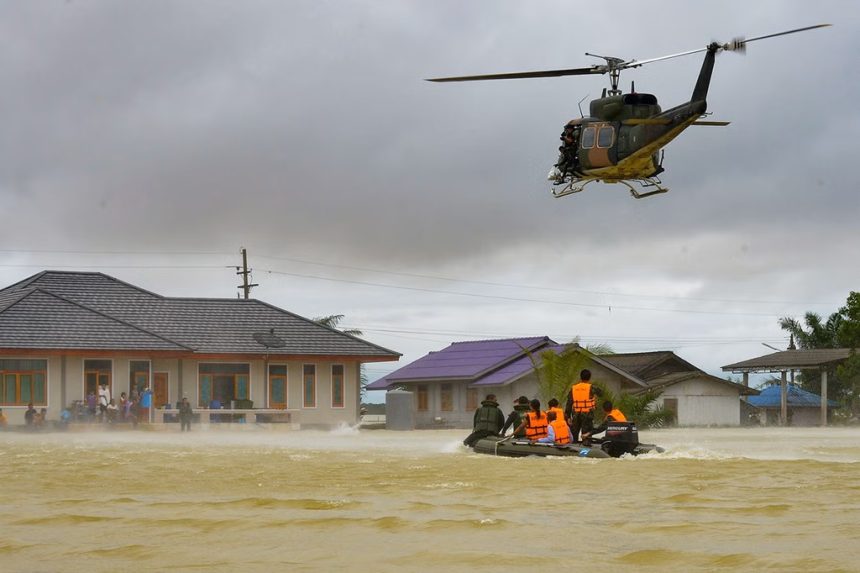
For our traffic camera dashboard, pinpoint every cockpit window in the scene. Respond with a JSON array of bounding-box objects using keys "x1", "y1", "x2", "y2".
[
  {"x1": 581, "y1": 127, "x2": 596, "y2": 149},
  {"x1": 597, "y1": 126, "x2": 614, "y2": 148}
]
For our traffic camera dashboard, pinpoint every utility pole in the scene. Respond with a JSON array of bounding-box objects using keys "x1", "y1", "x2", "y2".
[{"x1": 236, "y1": 247, "x2": 258, "y2": 299}]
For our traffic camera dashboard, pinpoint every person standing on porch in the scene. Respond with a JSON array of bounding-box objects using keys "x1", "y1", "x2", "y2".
[
  {"x1": 139, "y1": 386, "x2": 152, "y2": 424},
  {"x1": 178, "y1": 397, "x2": 193, "y2": 432},
  {"x1": 98, "y1": 383, "x2": 110, "y2": 422}
]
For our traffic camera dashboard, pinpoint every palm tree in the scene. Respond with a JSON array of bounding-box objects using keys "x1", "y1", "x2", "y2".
[
  {"x1": 778, "y1": 312, "x2": 841, "y2": 349},
  {"x1": 313, "y1": 314, "x2": 363, "y2": 337},
  {"x1": 778, "y1": 311, "x2": 842, "y2": 395},
  {"x1": 529, "y1": 341, "x2": 672, "y2": 428}
]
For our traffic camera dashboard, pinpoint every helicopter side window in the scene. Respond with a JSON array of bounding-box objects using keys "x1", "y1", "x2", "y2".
[
  {"x1": 581, "y1": 127, "x2": 596, "y2": 149},
  {"x1": 597, "y1": 126, "x2": 615, "y2": 148}
]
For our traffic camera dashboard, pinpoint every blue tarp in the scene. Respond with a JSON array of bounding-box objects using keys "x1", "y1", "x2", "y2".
[{"x1": 748, "y1": 384, "x2": 838, "y2": 408}]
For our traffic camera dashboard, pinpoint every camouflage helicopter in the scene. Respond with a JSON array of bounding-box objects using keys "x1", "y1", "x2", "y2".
[{"x1": 427, "y1": 24, "x2": 830, "y2": 199}]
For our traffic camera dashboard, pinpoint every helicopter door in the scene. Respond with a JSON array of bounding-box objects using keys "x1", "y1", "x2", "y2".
[{"x1": 580, "y1": 123, "x2": 616, "y2": 169}]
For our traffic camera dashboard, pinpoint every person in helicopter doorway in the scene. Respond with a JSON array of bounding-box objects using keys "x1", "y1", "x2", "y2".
[
  {"x1": 581, "y1": 400, "x2": 627, "y2": 442},
  {"x1": 463, "y1": 394, "x2": 506, "y2": 447},
  {"x1": 551, "y1": 122, "x2": 581, "y2": 181}
]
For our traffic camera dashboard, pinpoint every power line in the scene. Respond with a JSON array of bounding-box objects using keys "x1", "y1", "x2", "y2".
[
  {"x1": 349, "y1": 324, "x2": 787, "y2": 345},
  {"x1": 259, "y1": 267, "x2": 785, "y2": 318},
  {"x1": 0, "y1": 247, "x2": 841, "y2": 308}
]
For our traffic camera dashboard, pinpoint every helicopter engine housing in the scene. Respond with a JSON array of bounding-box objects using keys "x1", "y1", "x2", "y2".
[{"x1": 590, "y1": 93, "x2": 661, "y2": 121}]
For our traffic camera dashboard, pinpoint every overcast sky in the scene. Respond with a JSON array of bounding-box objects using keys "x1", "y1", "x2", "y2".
[{"x1": 1, "y1": 1, "x2": 857, "y2": 398}]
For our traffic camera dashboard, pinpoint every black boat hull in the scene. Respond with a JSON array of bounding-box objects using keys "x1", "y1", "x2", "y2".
[{"x1": 471, "y1": 436, "x2": 662, "y2": 458}]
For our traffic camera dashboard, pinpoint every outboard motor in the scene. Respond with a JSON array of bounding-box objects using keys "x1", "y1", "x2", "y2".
[{"x1": 601, "y1": 421, "x2": 640, "y2": 457}]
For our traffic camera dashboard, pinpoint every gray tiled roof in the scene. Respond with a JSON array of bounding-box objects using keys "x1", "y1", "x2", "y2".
[
  {"x1": 599, "y1": 351, "x2": 676, "y2": 377},
  {"x1": 0, "y1": 271, "x2": 400, "y2": 358},
  {"x1": 642, "y1": 371, "x2": 759, "y2": 396},
  {"x1": 722, "y1": 349, "x2": 854, "y2": 372}
]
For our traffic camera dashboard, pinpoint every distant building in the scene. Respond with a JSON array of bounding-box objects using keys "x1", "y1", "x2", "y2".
[
  {"x1": 0, "y1": 271, "x2": 400, "y2": 426},
  {"x1": 367, "y1": 338, "x2": 755, "y2": 428},
  {"x1": 747, "y1": 384, "x2": 838, "y2": 426}
]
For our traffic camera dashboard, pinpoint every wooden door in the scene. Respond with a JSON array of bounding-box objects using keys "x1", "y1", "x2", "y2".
[{"x1": 153, "y1": 373, "x2": 169, "y2": 408}]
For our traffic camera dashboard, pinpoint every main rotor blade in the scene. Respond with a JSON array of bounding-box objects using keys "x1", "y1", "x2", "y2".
[
  {"x1": 622, "y1": 23, "x2": 831, "y2": 69},
  {"x1": 426, "y1": 66, "x2": 601, "y2": 82},
  {"x1": 742, "y1": 23, "x2": 831, "y2": 45},
  {"x1": 623, "y1": 47, "x2": 709, "y2": 69}
]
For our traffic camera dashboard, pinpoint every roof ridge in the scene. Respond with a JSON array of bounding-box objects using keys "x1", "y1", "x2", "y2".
[
  {"x1": 0, "y1": 271, "x2": 48, "y2": 294},
  {"x1": 0, "y1": 287, "x2": 38, "y2": 313},
  {"x1": 25, "y1": 288, "x2": 194, "y2": 351},
  {"x1": 449, "y1": 336, "x2": 549, "y2": 345}
]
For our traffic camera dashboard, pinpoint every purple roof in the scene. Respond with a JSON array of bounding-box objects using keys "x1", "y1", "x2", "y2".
[
  {"x1": 366, "y1": 337, "x2": 553, "y2": 390},
  {"x1": 471, "y1": 344, "x2": 568, "y2": 386}
]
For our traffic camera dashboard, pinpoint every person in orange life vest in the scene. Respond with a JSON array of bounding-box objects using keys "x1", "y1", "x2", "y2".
[
  {"x1": 564, "y1": 368, "x2": 603, "y2": 444},
  {"x1": 514, "y1": 399, "x2": 548, "y2": 440},
  {"x1": 582, "y1": 400, "x2": 628, "y2": 441},
  {"x1": 535, "y1": 410, "x2": 572, "y2": 444},
  {"x1": 547, "y1": 398, "x2": 565, "y2": 428}
]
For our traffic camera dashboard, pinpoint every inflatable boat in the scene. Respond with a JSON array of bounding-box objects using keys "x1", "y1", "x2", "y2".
[{"x1": 470, "y1": 422, "x2": 663, "y2": 458}]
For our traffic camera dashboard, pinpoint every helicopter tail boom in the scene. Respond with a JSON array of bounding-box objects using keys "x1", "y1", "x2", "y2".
[{"x1": 690, "y1": 43, "x2": 719, "y2": 105}]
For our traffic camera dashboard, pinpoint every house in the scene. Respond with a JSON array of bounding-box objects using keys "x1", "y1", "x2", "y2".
[
  {"x1": 367, "y1": 339, "x2": 756, "y2": 428},
  {"x1": 0, "y1": 271, "x2": 400, "y2": 426},
  {"x1": 747, "y1": 384, "x2": 838, "y2": 426},
  {"x1": 599, "y1": 351, "x2": 758, "y2": 426}
]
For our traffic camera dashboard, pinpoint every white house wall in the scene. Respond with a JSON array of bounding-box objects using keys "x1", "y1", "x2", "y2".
[{"x1": 658, "y1": 378, "x2": 741, "y2": 426}]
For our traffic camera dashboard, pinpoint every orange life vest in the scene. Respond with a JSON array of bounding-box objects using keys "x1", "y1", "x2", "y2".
[
  {"x1": 606, "y1": 408, "x2": 627, "y2": 422},
  {"x1": 571, "y1": 382, "x2": 595, "y2": 413},
  {"x1": 549, "y1": 406, "x2": 565, "y2": 423},
  {"x1": 550, "y1": 418, "x2": 571, "y2": 444},
  {"x1": 525, "y1": 411, "x2": 548, "y2": 439}
]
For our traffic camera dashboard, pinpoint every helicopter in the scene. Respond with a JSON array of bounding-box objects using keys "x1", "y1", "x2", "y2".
[{"x1": 427, "y1": 24, "x2": 830, "y2": 199}]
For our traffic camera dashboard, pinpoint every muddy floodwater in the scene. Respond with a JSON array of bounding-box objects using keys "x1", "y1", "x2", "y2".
[{"x1": 2, "y1": 426, "x2": 859, "y2": 573}]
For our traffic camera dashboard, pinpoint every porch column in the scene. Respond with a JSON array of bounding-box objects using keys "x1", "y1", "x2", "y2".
[
  {"x1": 780, "y1": 370, "x2": 788, "y2": 426},
  {"x1": 60, "y1": 355, "x2": 67, "y2": 408},
  {"x1": 178, "y1": 359, "x2": 183, "y2": 398},
  {"x1": 820, "y1": 369, "x2": 828, "y2": 427},
  {"x1": 742, "y1": 372, "x2": 749, "y2": 387}
]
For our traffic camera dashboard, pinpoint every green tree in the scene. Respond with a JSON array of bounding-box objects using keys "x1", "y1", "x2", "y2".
[
  {"x1": 596, "y1": 386, "x2": 676, "y2": 428},
  {"x1": 530, "y1": 345, "x2": 591, "y2": 404},
  {"x1": 528, "y1": 342, "x2": 671, "y2": 428},
  {"x1": 313, "y1": 314, "x2": 363, "y2": 337},
  {"x1": 779, "y1": 292, "x2": 860, "y2": 409},
  {"x1": 313, "y1": 314, "x2": 368, "y2": 399},
  {"x1": 835, "y1": 292, "x2": 860, "y2": 414},
  {"x1": 778, "y1": 312, "x2": 841, "y2": 349}
]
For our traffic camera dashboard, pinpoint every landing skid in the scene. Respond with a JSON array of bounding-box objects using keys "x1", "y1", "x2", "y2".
[
  {"x1": 551, "y1": 178, "x2": 593, "y2": 198},
  {"x1": 550, "y1": 175, "x2": 669, "y2": 199},
  {"x1": 620, "y1": 177, "x2": 669, "y2": 199}
]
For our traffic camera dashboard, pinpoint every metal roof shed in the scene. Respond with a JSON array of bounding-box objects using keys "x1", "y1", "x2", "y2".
[{"x1": 722, "y1": 349, "x2": 853, "y2": 426}]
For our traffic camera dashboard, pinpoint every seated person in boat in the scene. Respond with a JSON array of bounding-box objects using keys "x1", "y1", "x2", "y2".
[
  {"x1": 463, "y1": 394, "x2": 506, "y2": 447},
  {"x1": 546, "y1": 398, "x2": 565, "y2": 428},
  {"x1": 582, "y1": 401, "x2": 627, "y2": 442},
  {"x1": 514, "y1": 399, "x2": 548, "y2": 441},
  {"x1": 535, "y1": 410, "x2": 572, "y2": 445},
  {"x1": 501, "y1": 395, "x2": 530, "y2": 437}
]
